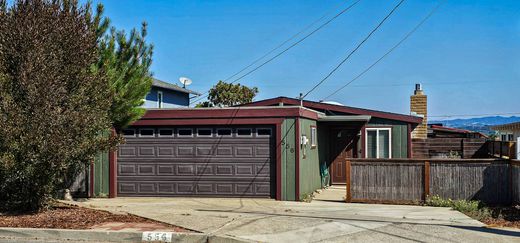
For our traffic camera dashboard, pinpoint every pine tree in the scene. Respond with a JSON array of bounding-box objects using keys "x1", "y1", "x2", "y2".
[{"x1": 94, "y1": 5, "x2": 154, "y2": 131}]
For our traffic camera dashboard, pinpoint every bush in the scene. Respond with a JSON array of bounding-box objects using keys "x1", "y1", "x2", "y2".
[
  {"x1": 425, "y1": 195, "x2": 491, "y2": 220},
  {"x1": 0, "y1": 0, "x2": 114, "y2": 212}
]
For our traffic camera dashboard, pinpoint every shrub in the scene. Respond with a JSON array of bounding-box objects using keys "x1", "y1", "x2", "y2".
[
  {"x1": 425, "y1": 195, "x2": 491, "y2": 220},
  {"x1": 0, "y1": 0, "x2": 115, "y2": 212}
]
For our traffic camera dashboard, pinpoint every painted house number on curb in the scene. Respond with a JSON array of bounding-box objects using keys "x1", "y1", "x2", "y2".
[{"x1": 141, "y1": 232, "x2": 173, "y2": 243}]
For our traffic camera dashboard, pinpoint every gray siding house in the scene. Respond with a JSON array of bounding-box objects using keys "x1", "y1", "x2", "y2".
[{"x1": 142, "y1": 79, "x2": 200, "y2": 108}]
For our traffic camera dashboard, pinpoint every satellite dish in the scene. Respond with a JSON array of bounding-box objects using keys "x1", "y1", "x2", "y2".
[{"x1": 179, "y1": 77, "x2": 192, "y2": 88}]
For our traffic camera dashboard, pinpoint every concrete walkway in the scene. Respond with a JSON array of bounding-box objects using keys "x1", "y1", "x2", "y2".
[{"x1": 71, "y1": 192, "x2": 520, "y2": 242}]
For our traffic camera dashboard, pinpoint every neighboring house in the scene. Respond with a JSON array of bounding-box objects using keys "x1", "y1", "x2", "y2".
[
  {"x1": 491, "y1": 122, "x2": 520, "y2": 142},
  {"x1": 427, "y1": 124, "x2": 487, "y2": 139},
  {"x1": 104, "y1": 95, "x2": 421, "y2": 201},
  {"x1": 142, "y1": 79, "x2": 201, "y2": 108}
]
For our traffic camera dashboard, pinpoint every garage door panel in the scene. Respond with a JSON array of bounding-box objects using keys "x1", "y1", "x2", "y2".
[
  {"x1": 177, "y1": 146, "x2": 194, "y2": 156},
  {"x1": 119, "y1": 163, "x2": 269, "y2": 177},
  {"x1": 118, "y1": 181, "x2": 271, "y2": 196},
  {"x1": 157, "y1": 147, "x2": 175, "y2": 156},
  {"x1": 118, "y1": 125, "x2": 274, "y2": 197}
]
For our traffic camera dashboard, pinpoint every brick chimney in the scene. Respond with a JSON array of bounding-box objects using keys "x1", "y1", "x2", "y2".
[{"x1": 410, "y1": 83, "x2": 427, "y2": 139}]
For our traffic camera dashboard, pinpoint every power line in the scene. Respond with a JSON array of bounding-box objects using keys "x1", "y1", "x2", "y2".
[
  {"x1": 191, "y1": 0, "x2": 362, "y2": 105},
  {"x1": 302, "y1": 0, "x2": 406, "y2": 99},
  {"x1": 222, "y1": 0, "x2": 352, "y2": 83},
  {"x1": 321, "y1": 0, "x2": 445, "y2": 101}
]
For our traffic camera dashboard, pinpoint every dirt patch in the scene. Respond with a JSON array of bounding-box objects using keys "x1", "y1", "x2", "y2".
[
  {"x1": 0, "y1": 204, "x2": 190, "y2": 232},
  {"x1": 480, "y1": 206, "x2": 520, "y2": 229}
]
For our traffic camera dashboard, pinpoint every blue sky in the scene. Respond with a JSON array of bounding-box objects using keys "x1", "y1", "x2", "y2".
[{"x1": 90, "y1": 0, "x2": 519, "y2": 118}]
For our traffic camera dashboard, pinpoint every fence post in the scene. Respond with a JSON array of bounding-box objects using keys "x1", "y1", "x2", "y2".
[
  {"x1": 500, "y1": 141, "x2": 503, "y2": 158},
  {"x1": 423, "y1": 161, "x2": 430, "y2": 201},
  {"x1": 345, "y1": 159, "x2": 351, "y2": 203},
  {"x1": 461, "y1": 139, "x2": 465, "y2": 158}
]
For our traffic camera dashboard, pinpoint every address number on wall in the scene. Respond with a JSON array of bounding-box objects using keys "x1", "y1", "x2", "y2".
[{"x1": 142, "y1": 232, "x2": 173, "y2": 243}]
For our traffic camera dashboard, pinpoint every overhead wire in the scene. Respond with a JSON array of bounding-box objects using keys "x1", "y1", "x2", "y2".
[
  {"x1": 320, "y1": 0, "x2": 445, "y2": 101},
  {"x1": 190, "y1": 0, "x2": 362, "y2": 105},
  {"x1": 302, "y1": 0, "x2": 406, "y2": 99}
]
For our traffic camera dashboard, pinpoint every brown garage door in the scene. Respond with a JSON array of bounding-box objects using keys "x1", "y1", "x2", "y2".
[{"x1": 117, "y1": 126, "x2": 275, "y2": 197}]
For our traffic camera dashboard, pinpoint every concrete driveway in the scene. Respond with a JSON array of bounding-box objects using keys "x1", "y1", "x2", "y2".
[{"x1": 73, "y1": 192, "x2": 520, "y2": 242}]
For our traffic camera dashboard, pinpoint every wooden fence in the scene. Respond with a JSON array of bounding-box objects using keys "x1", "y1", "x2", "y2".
[
  {"x1": 345, "y1": 158, "x2": 515, "y2": 205},
  {"x1": 412, "y1": 138, "x2": 488, "y2": 159},
  {"x1": 488, "y1": 141, "x2": 517, "y2": 159}
]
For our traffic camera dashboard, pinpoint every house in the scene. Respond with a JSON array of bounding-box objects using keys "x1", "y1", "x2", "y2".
[
  {"x1": 142, "y1": 79, "x2": 201, "y2": 108},
  {"x1": 102, "y1": 89, "x2": 422, "y2": 201},
  {"x1": 427, "y1": 124, "x2": 487, "y2": 139},
  {"x1": 491, "y1": 122, "x2": 520, "y2": 142}
]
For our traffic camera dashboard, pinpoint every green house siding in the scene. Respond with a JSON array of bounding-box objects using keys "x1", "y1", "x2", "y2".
[
  {"x1": 367, "y1": 118, "x2": 409, "y2": 158},
  {"x1": 298, "y1": 118, "x2": 322, "y2": 200},
  {"x1": 281, "y1": 119, "x2": 296, "y2": 201}
]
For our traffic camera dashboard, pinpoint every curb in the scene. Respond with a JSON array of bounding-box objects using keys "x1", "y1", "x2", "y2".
[{"x1": 0, "y1": 227, "x2": 250, "y2": 243}]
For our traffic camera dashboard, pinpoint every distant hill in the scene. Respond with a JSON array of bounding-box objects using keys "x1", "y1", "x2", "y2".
[{"x1": 430, "y1": 116, "x2": 520, "y2": 135}]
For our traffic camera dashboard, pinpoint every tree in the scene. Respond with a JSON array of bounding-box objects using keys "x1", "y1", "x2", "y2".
[
  {"x1": 94, "y1": 7, "x2": 154, "y2": 131},
  {"x1": 0, "y1": 0, "x2": 114, "y2": 211},
  {"x1": 197, "y1": 81, "x2": 258, "y2": 107}
]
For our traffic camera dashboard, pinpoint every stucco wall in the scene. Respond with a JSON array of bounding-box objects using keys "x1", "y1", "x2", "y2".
[
  {"x1": 142, "y1": 86, "x2": 190, "y2": 108},
  {"x1": 299, "y1": 118, "x2": 322, "y2": 200}
]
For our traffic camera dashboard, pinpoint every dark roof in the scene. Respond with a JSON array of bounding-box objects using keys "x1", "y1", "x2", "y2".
[
  {"x1": 240, "y1": 96, "x2": 423, "y2": 124},
  {"x1": 429, "y1": 124, "x2": 470, "y2": 134},
  {"x1": 490, "y1": 121, "x2": 520, "y2": 131},
  {"x1": 152, "y1": 79, "x2": 201, "y2": 95}
]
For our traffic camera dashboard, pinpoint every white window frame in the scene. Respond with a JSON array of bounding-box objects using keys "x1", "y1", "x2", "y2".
[
  {"x1": 196, "y1": 128, "x2": 213, "y2": 137},
  {"x1": 216, "y1": 128, "x2": 232, "y2": 137},
  {"x1": 157, "y1": 91, "x2": 163, "y2": 108},
  {"x1": 236, "y1": 128, "x2": 253, "y2": 137},
  {"x1": 256, "y1": 128, "x2": 272, "y2": 137},
  {"x1": 138, "y1": 128, "x2": 155, "y2": 137},
  {"x1": 310, "y1": 126, "x2": 317, "y2": 148},
  {"x1": 365, "y1": 128, "x2": 392, "y2": 159}
]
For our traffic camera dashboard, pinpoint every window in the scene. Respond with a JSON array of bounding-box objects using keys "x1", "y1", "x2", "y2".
[
  {"x1": 310, "y1": 126, "x2": 317, "y2": 148},
  {"x1": 178, "y1": 128, "x2": 192, "y2": 137},
  {"x1": 157, "y1": 91, "x2": 163, "y2": 108},
  {"x1": 237, "y1": 128, "x2": 252, "y2": 136},
  {"x1": 139, "y1": 129, "x2": 154, "y2": 137},
  {"x1": 197, "y1": 128, "x2": 212, "y2": 137},
  {"x1": 257, "y1": 128, "x2": 272, "y2": 136},
  {"x1": 501, "y1": 133, "x2": 514, "y2": 141},
  {"x1": 158, "y1": 129, "x2": 173, "y2": 137},
  {"x1": 217, "y1": 128, "x2": 232, "y2": 136},
  {"x1": 123, "y1": 129, "x2": 135, "y2": 137},
  {"x1": 365, "y1": 128, "x2": 391, "y2": 158}
]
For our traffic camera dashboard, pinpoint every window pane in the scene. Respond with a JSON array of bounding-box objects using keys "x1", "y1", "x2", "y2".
[
  {"x1": 217, "y1": 129, "x2": 232, "y2": 136},
  {"x1": 366, "y1": 130, "x2": 377, "y2": 158},
  {"x1": 197, "y1": 129, "x2": 212, "y2": 136},
  {"x1": 257, "y1": 128, "x2": 272, "y2": 136},
  {"x1": 178, "y1": 129, "x2": 192, "y2": 136},
  {"x1": 159, "y1": 129, "x2": 173, "y2": 136},
  {"x1": 140, "y1": 129, "x2": 154, "y2": 136},
  {"x1": 237, "y1": 128, "x2": 252, "y2": 136},
  {"x1": 378, "y1": 130, "x2": 390, "y2": 158},
  {"x1": 123, "y1": 129, "x2": 135, "y2": 136}
]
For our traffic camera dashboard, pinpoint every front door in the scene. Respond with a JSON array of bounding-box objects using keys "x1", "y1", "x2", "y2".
[{"x1": 331, "y1": 129, "x2": 357, "y2": 184}]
